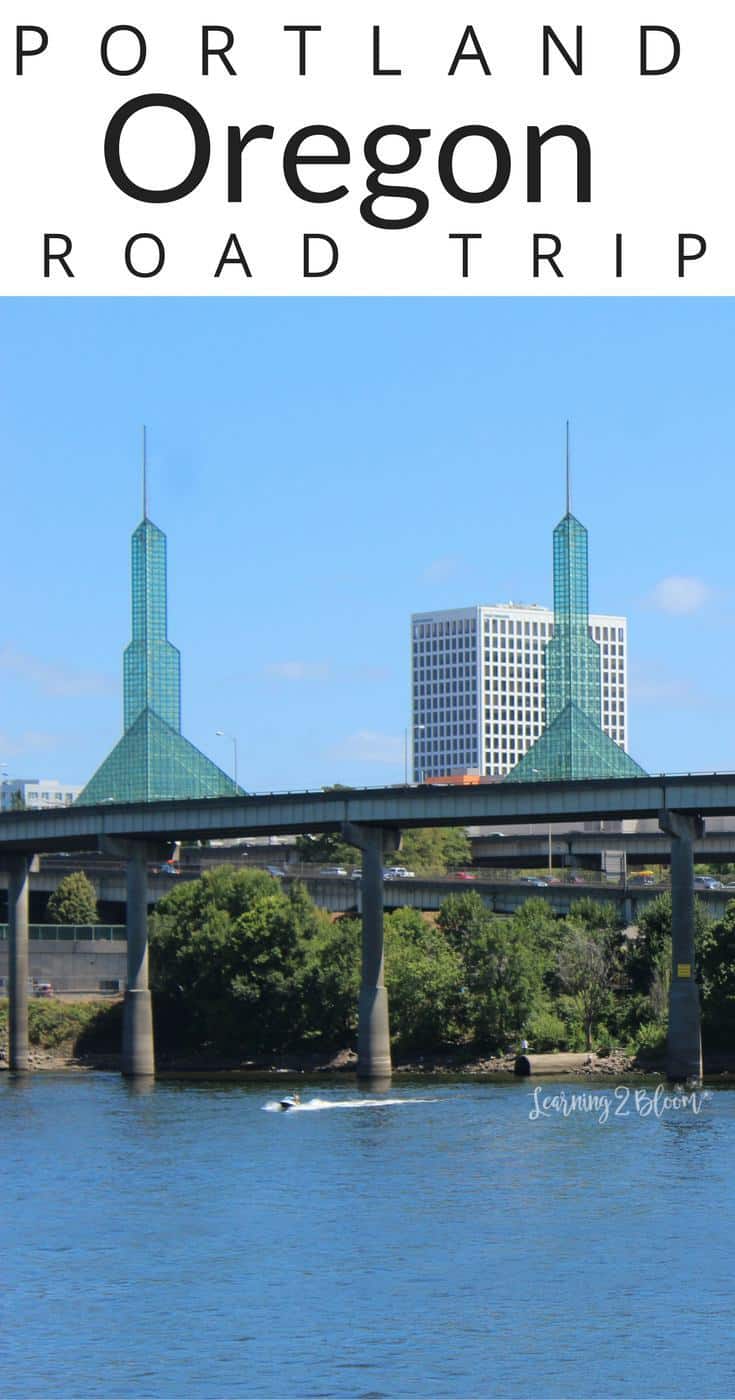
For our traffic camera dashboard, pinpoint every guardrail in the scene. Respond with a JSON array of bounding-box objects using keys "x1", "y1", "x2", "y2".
[{"x1": 0, "y1": 924, "x2": 125, "y2": 941}]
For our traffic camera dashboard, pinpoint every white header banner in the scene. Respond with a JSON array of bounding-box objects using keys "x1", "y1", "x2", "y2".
[{"x1": 2, "y1": 1, "x2": 731, "y2": 294}]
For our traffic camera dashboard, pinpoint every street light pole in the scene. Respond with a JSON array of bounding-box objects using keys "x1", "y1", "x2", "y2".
[
  {"x1": 411, "y1": 722, "x2": 425, "y2": 784},
  {"x1": 531, "y1": 769, "x2": 553, "y2": 877},
  {"x1": 215, "y1": 730, "x2": 238, "y2": 788}
]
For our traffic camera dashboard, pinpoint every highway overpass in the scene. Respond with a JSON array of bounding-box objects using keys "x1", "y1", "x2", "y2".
[
  {"x1": 12, "y1": 856, "x2": 735, "y2": 924},
  {"x1": 2, "y1": 771, "x2": 728, "y2": 1084},
  {"x1": 2, "y1": 771, "x2": 735, "y2": 851},
  {"x1": 470, "y1": 827, "x2": 735, "y2": 869}
]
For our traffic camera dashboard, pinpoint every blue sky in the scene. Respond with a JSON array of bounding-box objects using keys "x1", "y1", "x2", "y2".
[{"x1": 0, "y1": 296, "x2": 732, "y2": 791}]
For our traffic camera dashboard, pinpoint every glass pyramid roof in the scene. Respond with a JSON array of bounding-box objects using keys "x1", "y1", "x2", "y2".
[
  {"x1": 505, "y1": 701, "x2": 647, "y2": 783},
  {"x1": 76, "y1": 707, "x2": 241, "y2": 805}
]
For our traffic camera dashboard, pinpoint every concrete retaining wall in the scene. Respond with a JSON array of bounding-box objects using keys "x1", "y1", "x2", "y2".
[{"x1": 0, "y1": 940, "x2": 127, "y2": 993}]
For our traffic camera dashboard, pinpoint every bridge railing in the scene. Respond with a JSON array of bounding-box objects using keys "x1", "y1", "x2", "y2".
[{"x1": 0, "y1": 924, "x2": 126, "y2": 942}]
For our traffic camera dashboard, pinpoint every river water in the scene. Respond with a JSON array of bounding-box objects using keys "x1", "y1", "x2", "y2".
[{"x1": 1, "y1": 1072, "x2": 732, "y2": 1399}]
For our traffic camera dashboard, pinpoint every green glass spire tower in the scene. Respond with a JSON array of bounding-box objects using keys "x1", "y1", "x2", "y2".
[
  {"x1": 123, "y1": 494, "x2": 181, "y2": 733},
  {"x1": 545, "y1": 440, "x2": 602, "y2": 726},
  {"x1": 507, "y1": 428, "x2": 646, "y2": 783},
  {"x1": 77, "y1": 437, "x2": 241, "y2": 805}
]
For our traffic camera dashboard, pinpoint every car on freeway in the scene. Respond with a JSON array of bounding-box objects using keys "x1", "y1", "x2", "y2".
[
  {"x1": 388, "y1": 867, "x2": 416, "y2": 879},
  {"x1": 266, "y1": 865, "x2": 285, "y2": 879},
  {"x1": 456, "y1": 870, "x2": 477, "y2": 880},
  {"x1": 152, "y1": 862, "x2": 181, "y2": 876},
  {"x1": 35, "y1": 983, "x2": 54, "y2": 998},
  {"x1": 629, "y1": 872, "x2": 656, "y2": 886},
  {"x1": 517, "y1": 876, "x2": 549, "y2": 887},
  {"x1": 350, "y1": 869, "x2": 363, "y2": 880},
  {"x1": 318, "y1": 866, "x2": 348, "y2": 877},
  {"x1": 694, "y1": 875, "x2": 724, "y2": 890}
]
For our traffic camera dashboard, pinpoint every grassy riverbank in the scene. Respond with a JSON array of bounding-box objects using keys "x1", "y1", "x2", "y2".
[
  {"x1": 0, "y1": 998, "x2": 122, "y2": 1067},
  {"x1": 0, "y1": 999, "x2": 650, "y2": 1076},
  {"x1": 5, "y1": 1004, "x2": 735, "y2": 1077},
  {"x1": 6, "y1": 872, "x2": 735, "y2": 1070}
]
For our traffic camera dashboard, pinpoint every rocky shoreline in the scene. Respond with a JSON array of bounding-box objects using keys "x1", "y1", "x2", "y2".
[
  {"x1": 0, "y1": 1041, "x2": 643, "y2": 1076},
  {"x1": 5, "y1": 1042, "x2": 735, "y2": 1079}
]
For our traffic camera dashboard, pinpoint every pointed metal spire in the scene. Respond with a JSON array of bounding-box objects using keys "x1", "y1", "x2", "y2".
[
  {"x1": 565, "y1": 420, "x2": 571, "y2": 516},
  {"x1": 142, "y1": 425, "x2": 148, "y2": 520}
]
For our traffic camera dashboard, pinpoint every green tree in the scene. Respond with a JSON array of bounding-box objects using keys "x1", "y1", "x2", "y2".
[
  {"x1": 46, "y1": 871, "x2": 98, "y2": 925},
  {"x1": 567, "y1": 897, "x2": 622, "y2": 935},
  {"x1": 524, "y1": 1008, "x2": 570, "y2": 1052},
  {"x1": 296, "y1": 825, "x2": 473, "y2": 874},
  {"x1": 294, "y1": 832, "x2": 360, "y2": 867},
  {"x1": 698, "y1": 899, "x2": 735, "y2": 1048},
  {"x1": 150, "y1": 868, "x2": 330, "y2": 1055},
  {"x1": 301, "y1": 916, "x2": 361, "y2": 1047},
  {"x1": 388, "y1": 827, "x2": 472, "y2": 875},
  {"x1": 557, "y1": 927, "x2": 615, "y2": 1050},
  {"x1": 438, "y1": 892, "x2": 545, "y2": 1048},
  {"x1": 695, "y1": 863, "x2": 735, "y2": 879},
  {"x1": 627, "y1": 892, "x2": 710, "y2": 1009},
  {"x1": 508, "y1": 897, "x2": 561, "y2": 972},
  {"x1": 437, "y1": 890, "x2": 492, "y2": 957},
  {"x1": 464, "y1": 918, "x2": 543, "y2": 1050},
  {"x1": 384, "y1": 909, "x2": 464, "y2": 1051}
]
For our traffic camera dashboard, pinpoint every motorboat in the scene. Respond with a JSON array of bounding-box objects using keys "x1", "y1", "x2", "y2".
[{"x1": 278, "y1": 1094, "x2": 301, "y2": 1111}]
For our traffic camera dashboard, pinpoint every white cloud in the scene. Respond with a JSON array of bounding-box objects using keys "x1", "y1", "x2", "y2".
[
  {"x1": 0, "y1": 729, "x2": 59, "y2": 758},
  {"x1": 327, "y1": 730, "x2": 403, "y2": 763},
  {"x1": 0, "y1": 647, "x2": 115, "y2": 698},
  {"x1": 628, "y1": 664, "x2": 706, "y2": 708},
  {"x1": 422, "y1": 556, "x2": 460, "y2": 584},
  {"x1": 264, "y1": 661, "x2": 330, "y2": 682},
  {"x1": 647, "y1": 576, "x2": 712, "y2": 616}
]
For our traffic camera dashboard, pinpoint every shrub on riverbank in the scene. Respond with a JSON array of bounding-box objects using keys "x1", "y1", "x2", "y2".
[
  {"x1": 147, "y1": 875, "x2": 572, "y2": 1057},
  {"x1": 0, "y1": 998, "x2": 121, "y2": 1054},
  {"x1": 150, "y1": 868, "x2": 334, "y2": 1055},
  {"x1": 6, "y1": 877, "x2": 735, "y2": 1062},
  {"x1": 148, "y1": 869, "x2": 735, "y2": 1060}
]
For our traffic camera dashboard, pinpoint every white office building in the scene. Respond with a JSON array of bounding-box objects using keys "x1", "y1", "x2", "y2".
[
  {"x1": 411, "y1": 604, "x2": 628, "y2": 780},
  {"x1": 0, "y1": 778, "x2": 83, "y2": 811}
]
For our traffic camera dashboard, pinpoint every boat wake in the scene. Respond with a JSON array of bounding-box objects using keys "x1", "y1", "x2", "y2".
[{"x1": 263, "y1": 1096, "x2": 436, "y2": 1113}]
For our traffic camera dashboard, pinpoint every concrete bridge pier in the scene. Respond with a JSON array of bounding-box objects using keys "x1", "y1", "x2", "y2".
[
  {"x1": 343, "y1": 822, "x2": 400, "y2": 1085},
  {"x1": 101, "y1": 837, "x2": 172, "y2": 1077},
  {"x1": 7, "y1": 854, "x2": 38, "y2": 1072},
  {"x1": 122, "y1": 846, "x2": 155, "y2": 1077},
  {"x1": 659, "y1": 810, "x2": 704, "y2": 1083}
]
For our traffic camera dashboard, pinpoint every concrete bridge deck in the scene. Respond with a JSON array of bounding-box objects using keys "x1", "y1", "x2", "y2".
[{"x1": 2, "y1": 771, "x2": 735, "y2": 852}]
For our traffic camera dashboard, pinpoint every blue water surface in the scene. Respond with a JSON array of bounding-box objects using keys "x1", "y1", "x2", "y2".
[{"x1": 0, "y1": 1072, "x2": 732, "y2": 1399}]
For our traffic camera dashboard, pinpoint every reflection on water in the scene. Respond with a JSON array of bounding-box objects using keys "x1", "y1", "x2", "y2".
[
  {"x1": 122, "y1": 1075, "x2": 157, "y2": 1099},
  {"x1": 1, "y1": 1073, "x2": 733, "y2": 1399}
]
